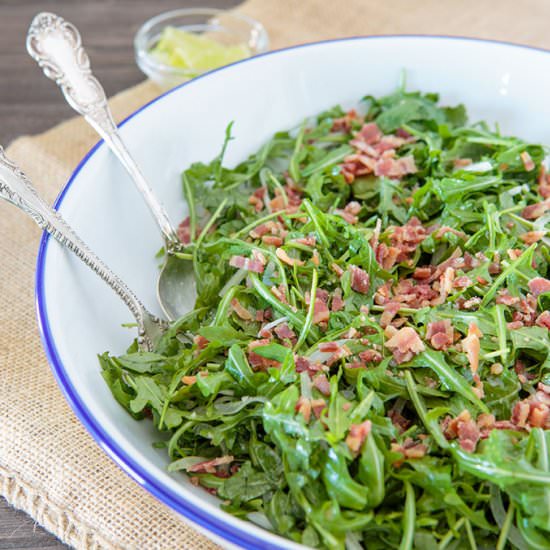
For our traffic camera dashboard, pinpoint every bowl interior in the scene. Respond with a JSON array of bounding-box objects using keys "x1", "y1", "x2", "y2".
[{"x1": 38, "y1": 36, "x2": 550, "y2": 549}]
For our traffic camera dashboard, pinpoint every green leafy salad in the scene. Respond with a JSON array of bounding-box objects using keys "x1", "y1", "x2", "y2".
[{"x1": 100, "y1": 87, "x2": 550, "y2": 549}]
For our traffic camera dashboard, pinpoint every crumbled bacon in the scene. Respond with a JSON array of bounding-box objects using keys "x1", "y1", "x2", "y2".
[
  {"x1": 388, "y1": 217, "x2": 428, "y2": 264},
  {"x1": 358, "y1": 349, "x2": 383, "y2": 364},
  {"x1": 536, "y1": 310, "x2": 550, "y2": 329},
  {"x1": 391, "y1": 439, "x2": 428, "y2": 464},
  {"x1": 248, "y1": 339, "x2": 280, "y2": 370},
  {"x1": 229, "y1": 254, "x2": 265, "y2": 274},
  {"x1": 293, "y1": 235, "x2": 316, "y2": 247},
  {"x1": 520, "y1": 151, "x2": 535, "y2": 172},
  {"x1": 313, "y1": 374, "x2": 331, "y2": 396},
  {"x1": 345, "y1": 420, "x2": 372, "y2": 454},
  {"x1": 262, "y1": 235, "x2": 284, "y2": 246},
  {"x1": 182, "y1": 375, "x2": 196, "y2": 385},
  {"x1": 231, "y1": 298, "x2": 253, "y2": 321},
  {"x1": 374, "y1": 156, "x2": 417, "y2": 178},
  {"x1": 295, "y1": 396, "x2": 312, "y2": 423},
  {"x1": 331, "y1": 288, "x2": 345, "y2": 312},
  {"x1": 522, "y1": 198, "x2": 550, "y2": 220},
  {"x1": 442, "y1": 410, "x2": 480, "y2": 452},
  {"x1": 188, "y1": 455, "x2": 234, "y2": 474},
  {"x1": 274, "y1": 323, "x2": 296, "y2": 342},
  {"x1": 380, "y1": 301, "x2": 401, "y2": 328},
  {"x1": 384, "y1": 327, "x2": 425, "y2": 364},
  {"x1": 349, "y1": 265, "x2": 370, "y2": 294},
  {"x1": 425, "y1": 319, "x2": 454, "y2": 350},
  {"x1": 248, "y1": 195, "x2": 264, "y2": 212},
  {"x1": 177, "y1": 217, "x2": 195, "y2": 245},
  {"x1": 249, "y1": 223, "x2": 271, "y2": 239},
  {"x1": 276, "y1": 248, "x2": 304, "y2": 267},
  {"x1": 539, "y1": 168, "x2": 550, "y2": 198},
  {"x1": 496, "y1": 289, "x2": 520, "y2": 306},
  {"x1": 311, "y1": 399, "x2": 327, "y2": 418},
  {"x1": 331, "y1": 109, "x2": 363, "y2": 132},
  {"x1": 413, "y1": 267, "x2": 432, "y2": 280},
  {"x1": 193, "y1": 334, "x2": 209, "y2": 350},
  {"x1": 453, "y1": 276, "x2": 473, "y2": 289},
  {"x1": 462, "y1": 322, "x2": 482, "y2": 374},
  {"x1": 528, "y1": 277, "x2": 550, "y2": 297},
  {"x1": 335, "y1": 208, "x2": 358, "y2": 224},
  {"x1": 511, "y1": 383, "x2": 550, "y2": 429},
  {"x1": 313, "y1": 299, "x2": 330, "y2": 324},
  {"x1": 520, "y1": 231, "x2": 545, "y2": 244}
]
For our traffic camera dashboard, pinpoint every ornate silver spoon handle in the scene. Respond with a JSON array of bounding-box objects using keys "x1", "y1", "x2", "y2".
[
  {"x1": 26, "y1": 12, "x2": 180, "y2": 249},
  {"x1": 0, "y1": 147, "x2": 166, "y2": 351}
]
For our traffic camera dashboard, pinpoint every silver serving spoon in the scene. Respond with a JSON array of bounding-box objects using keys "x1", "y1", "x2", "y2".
[
  {"x1": 0, "y1": 147, "x2": 166, "y2": 351},
  {"x1": 26, "y1": 12, "x2": 195, "y2": 322}
]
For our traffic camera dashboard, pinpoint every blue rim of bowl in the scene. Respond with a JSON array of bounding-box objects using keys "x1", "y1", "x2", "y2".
[{"x1": 35, "y1": 34, "x2": 550, "y2": 549}]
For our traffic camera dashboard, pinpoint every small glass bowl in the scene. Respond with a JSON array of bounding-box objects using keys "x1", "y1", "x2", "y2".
[{"x1": 134, "y1": 8, "x2": 269, "y2": 89}]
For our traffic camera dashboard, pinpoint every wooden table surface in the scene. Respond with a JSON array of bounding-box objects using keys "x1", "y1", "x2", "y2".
[{"x1": 0, "y1": 1, "x2": 240, "y2": 548}]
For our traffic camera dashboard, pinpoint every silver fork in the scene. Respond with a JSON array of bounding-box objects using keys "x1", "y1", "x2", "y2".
[
  {"x1": 26, "y1": 12, "x2": 195, "y2": 322},
  {"x1": 0, "y1": 147, "x2": 167, "y2": 351}
]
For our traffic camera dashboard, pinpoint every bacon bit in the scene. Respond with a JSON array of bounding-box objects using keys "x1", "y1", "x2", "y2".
[
  {"x1": 182, "y1": 375, "x2": 197, "y2": 385},
  {"x1": 388, "y1": 217, "x2": 428, "y2": 264},
  {"x1": 355, "y1": 122, "x2": 382, "y2": 144},
  {"x1": 331, "y1": 109, "x2": 363, "y2": 132},
  {"x1": 426, "y1": 320, "x2": 454, "y2": 351},
  {"x1": 539, "y1": 169, "x2": 550, "y2": 198},
  {"x1": 374, "y1": 155, "x2": 417, "y2": 178},
  {"x1": 413, "y1": 267, "x2": 432, "y2": 280},
  {"x1": 520, "y1": 151, "x2": 535, "y2": 172},
  {"x1": 380, "y1": 301, "x2": 401, "y2": 328},
  {"x1": 442, "y1": 410, "x2": 480, "y2": 452},
  {"x1": 507, "y1": 320, "x2": 524, "y2": 330},
  {"x1": 359, "y1": 349, "x2": 383, "y2": 363},
  {"x1": 328, "y1": 264, "x2": 343, "y2": 279},
  {"x1": 193, "y1": 334, "x2": 209, "y2": 350},
  {"x1": 462, "y1": 322, "x2": 482, "y2": 375},
  {"x1": 512, "y1": 401, "x2": 531, "y2": 428},
  {"x1": 459, "y1": 297, "x2": 482, "y2": 310},
  {"x1": 269, "y1": 195, "x2": 287, "y2": 213},
  {"x1": 435, "y1": 226, "x2": 467, "y2": 240},
  {"x1": 231, "y1": 298, "x2": 253, "y2": 321},
  {"x1": 248, "y1": 195, "x2": 264, "y2": 212},
  {"x1": 248, "y1": 339, "x2": 280, "y2": 370},
  {"x1": 276, "y1": 248, "x2": 304, "y2": 267},
  {"x1": 496, "y1": 289, "x2": 520, "y2": 306},
  {"x1": 388, "y1": 409, "x2": 411, "y2": 433},
  {"x1": 249, "y1": 224, "x2": 271, "y2": 239},
  {"x1": 345, "y1": 420, "x2": 372, "y2": 454},
  {"x1": 295, "y1": 356, "x2": 312, "y2": 373},
  {"x1": 261, "y1": 235, "x2": 283, "y2": 247},
  {"x1": 311, "y1": 398, "x2": 327, "y2": 419},
  {"x1": 313, "y1": 299, "x2": 330, "y2": 324},
  {"x1": 440, "y1": 267, "x2": 455, "y2": 296},
  {"x1": 522, "y1": 199, "x2": 550, "y2": 220},
  {"x1": 293, "y1": 235, "x2": 316, "y2": 247},
  {"x1": 229, "y1": 254, "x2": 265, "y2": 274},
  {"x1": 454, "y1": 158, "x2": 473, "y2": 168},
  {"x1": 319, "y1": 342, "x2": 340, "y2": 353},
  {"x1": 188, "y1": 455, "x2": 234, "y2": 474},
  {"x1": 391, "y1": 439, "x2": 428, "y2": 464},
  {"x1": 177, "y1": 217, "x2": 196, "y2": 245},
  {"x1": 295, "y1": 396, "x2": 312, "y2": 423},
  {"x1": 528, "y1": 277, "x2": 550, "y2": 297},
  {"x1": 376, "y1": 243, "x2": 401, "y2": 270},
  {"x1": 311, "y1": 249, "x2": 320, "y2": 266},
  {"x1": 270, "y1": 284, "x2": 288, "y2": 304},
  {"x1": 335, "y1": 208, "x2": 358, "y2": 224},
  {"x1": 313, "y1": 374, "x2": 331, "y2": 396},
  {"x1": 274, "y1": 323, "x2": 296, "y2": 342},
  {"x1": 385, "y1": 327, "x2": 425, "y2": 364},
  {"x1": 349, "y1": 265, "x2": 370, "y2": 294},
  {"x1": 453, "y1": 276, "x2": 473, "y2": 289},
  {"x1": 331, "y1": 288, "x2": 345, "y2": 312},
  {"x1": 536, "y1": 311, "x2": 550, "y2": 329},
  {"x1": 520, "y1": 231, "x2": 546, "y2": 244}
]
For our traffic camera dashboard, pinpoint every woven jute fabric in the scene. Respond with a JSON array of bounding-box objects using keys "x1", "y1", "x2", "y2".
[{"x1": 1, "y1": 1, "x2": 549, "y2": 548}]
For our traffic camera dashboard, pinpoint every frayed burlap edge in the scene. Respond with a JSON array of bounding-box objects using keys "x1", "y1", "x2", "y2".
[{"x1": 1, "y1": 465, "x2": 113, "y2": 550}]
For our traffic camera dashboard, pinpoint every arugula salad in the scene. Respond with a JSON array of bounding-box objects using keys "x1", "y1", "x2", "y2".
[{"x1": 100, "y1": 87, "x2": 550, "y2": 549}]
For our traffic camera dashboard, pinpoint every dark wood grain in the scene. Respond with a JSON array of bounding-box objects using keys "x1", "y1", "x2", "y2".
[
  {"x1": 0, "y1": 0, "x2": 241, "y2": 145},
  {"x1": 0, "y1": 1, "x2": 240, "y2": 548}
]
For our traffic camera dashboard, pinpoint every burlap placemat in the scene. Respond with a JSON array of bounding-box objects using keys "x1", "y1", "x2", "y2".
[{"x1": 2, "y1": 1, "x2": 550, "y2": 548}]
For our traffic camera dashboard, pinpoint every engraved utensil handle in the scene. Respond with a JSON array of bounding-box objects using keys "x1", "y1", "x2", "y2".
[
  {"x1": 26, "y1": 12, "x2": 180, "y2": 248},
  {"x1": 0, "y1": 147, "x2": 159, "y2": 349}
]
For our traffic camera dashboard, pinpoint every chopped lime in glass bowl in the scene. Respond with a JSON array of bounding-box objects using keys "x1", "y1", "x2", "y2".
[
  {"x1": 135, "y1": 8, "x2": 269, "y2": 89},
  {"x1": 150, "y1": 26, "x2": 251, "y2": 76}
]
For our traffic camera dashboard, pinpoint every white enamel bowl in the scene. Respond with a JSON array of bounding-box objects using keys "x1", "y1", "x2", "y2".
[{"x1": 36, "y1": 36, "x2": 550, "y2": 549}]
